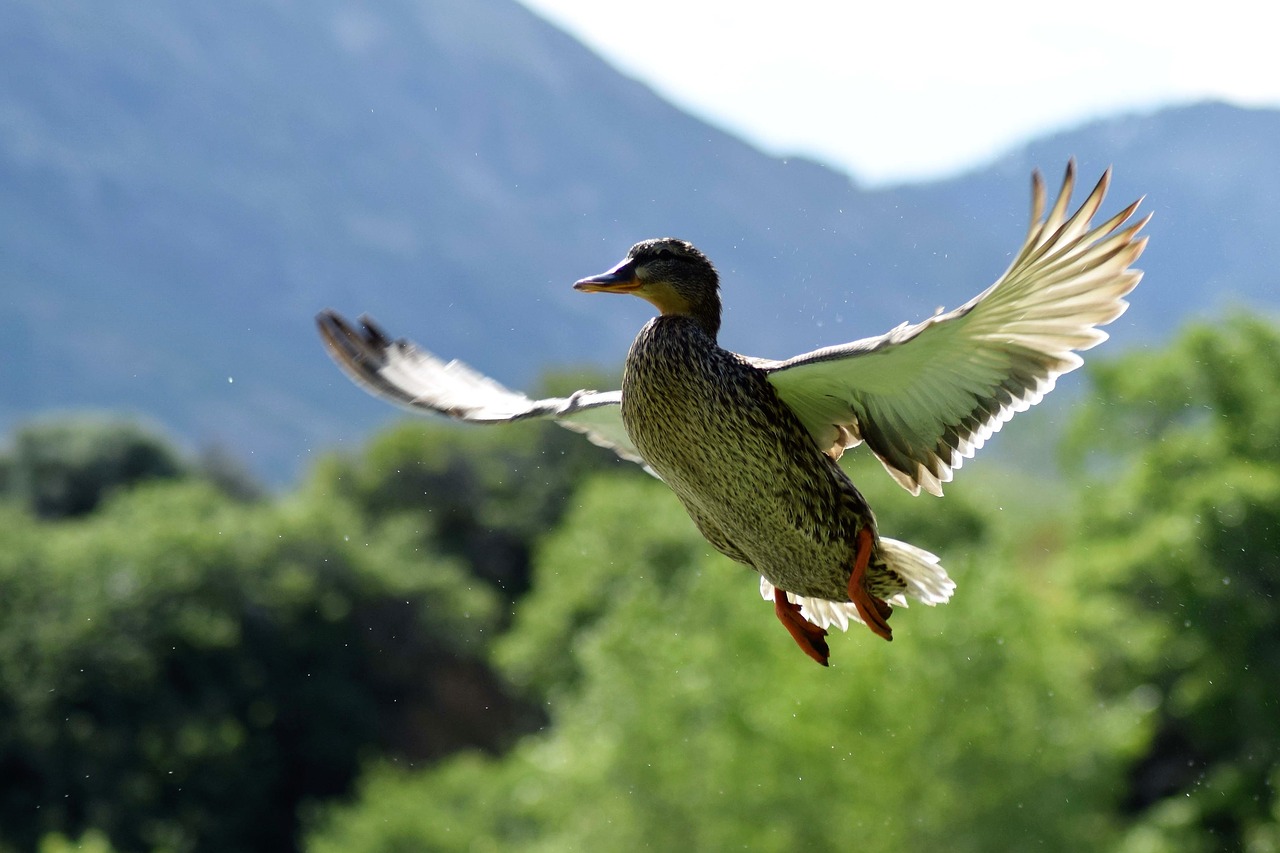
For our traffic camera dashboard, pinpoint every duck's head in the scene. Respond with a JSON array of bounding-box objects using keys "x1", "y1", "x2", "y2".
[{"x1": 574, "y1": 238, "x2": 721, "y2": 337}]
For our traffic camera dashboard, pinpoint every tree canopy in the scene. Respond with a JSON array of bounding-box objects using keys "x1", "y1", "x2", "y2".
[{"x1": 2, "y1": 314, "x2": 1277, "y2": 852}]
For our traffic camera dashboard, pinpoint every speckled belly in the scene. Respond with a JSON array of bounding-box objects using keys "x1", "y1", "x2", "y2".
[{"x1": 621, "y1": 339, "x2": 873, "y2": 601}]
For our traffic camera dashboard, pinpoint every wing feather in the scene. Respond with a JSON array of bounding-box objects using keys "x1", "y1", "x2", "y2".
[
  {"x1": 316, "y1": 310, "x2": 648, "y2": 466},
  {"x1": 764, "y1": 161, "x2": 1147, "y2": 495}
]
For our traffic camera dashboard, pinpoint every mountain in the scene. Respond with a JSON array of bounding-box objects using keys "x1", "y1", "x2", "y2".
[{"x1": 2, "y1": 1, "x2": 1277, "y2": 482}]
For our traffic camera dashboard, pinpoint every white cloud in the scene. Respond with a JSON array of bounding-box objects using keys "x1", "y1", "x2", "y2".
[{"x1": 519, "y1": 0, "x2": 1280, "y2": 184}]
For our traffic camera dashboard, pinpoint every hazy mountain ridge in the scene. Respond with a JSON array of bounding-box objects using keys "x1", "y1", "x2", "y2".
[{"x1": 3, "y1": 0, "x2": 1276, "y2": 480}]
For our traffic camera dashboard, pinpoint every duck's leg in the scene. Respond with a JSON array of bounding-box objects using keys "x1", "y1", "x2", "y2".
[
  {"x1": 849, "y1": 526, "x2": 893, "y2": 641},
  {"x1": 773, "y1": 588, "x2": 830, "y2": 666}
]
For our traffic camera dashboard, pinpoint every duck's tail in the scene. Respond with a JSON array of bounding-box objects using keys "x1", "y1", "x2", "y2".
[
  {"x1": 758, "y1": 537, "x2": 955, "y2": 633},
  {"x1": 878, "y1": 536, "x2": 955, "y2": 607}
]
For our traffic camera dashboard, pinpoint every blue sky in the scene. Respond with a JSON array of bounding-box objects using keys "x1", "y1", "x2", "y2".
[{"x1": 519, "y1": 0, "x2": 1277, "y2": 185}]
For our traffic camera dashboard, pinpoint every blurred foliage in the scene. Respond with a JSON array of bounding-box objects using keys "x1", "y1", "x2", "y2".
[
  {"x1": 1064, "y1": 314, "x2": 1280, "y2": 850},
  {"x1": 0, "y1": 417, "x2": 187, "y2": 518},
  {"x1": 0, "y1": 416, "x2": 263, "y2": 519},
  {"x1": 496, "y1": 458, "x2": 997, "y2": 700},
  {"x1": 6, "y1": 317, "x2": 1280, "y2": 852},
  {"x1": 36, "y1": 830, "x2": 117, "y2": 853},
  {"x1": 307, "y1": 373, "x2": 634, "y2": 600},
  {"x1": 0, "y1": 478, "x2": 516, "y2": 853},
  {"x1": 311, "y1": 475, "x2": 1147, "y2": 852}
]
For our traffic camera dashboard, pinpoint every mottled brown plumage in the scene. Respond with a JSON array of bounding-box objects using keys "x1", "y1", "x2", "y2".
[{"x1": 604, "y1": 241, "x2": 897, "y2": 604}]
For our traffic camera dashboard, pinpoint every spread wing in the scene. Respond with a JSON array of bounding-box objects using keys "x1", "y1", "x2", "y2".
[
  {"x1": 762, "y1": 161, "x2": 1148, "y2": 496},
  {"x1": 316, "y1": 310, "x2": 646, "y2": 466}
]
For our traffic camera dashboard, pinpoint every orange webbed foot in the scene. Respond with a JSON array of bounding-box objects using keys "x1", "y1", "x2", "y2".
[
  {"x1": 773, "y1": 588, "x2": 830, "y2": 666},
  {"x1": 850, "y1": 526, "x2": 893, "y2": 641}
]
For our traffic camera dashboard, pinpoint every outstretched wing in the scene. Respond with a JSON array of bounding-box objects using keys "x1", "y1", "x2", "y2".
[
  {"x1": 316, "y1": 310, "x2": 646, "y2": 466},
  {"x1": 763, "y1": 162, "x2": 1148, "y2": 496}
]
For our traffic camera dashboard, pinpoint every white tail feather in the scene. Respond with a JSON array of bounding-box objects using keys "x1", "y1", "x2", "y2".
[{"x1": 758, "y1": 536, "x2": 955, "y2": 632}]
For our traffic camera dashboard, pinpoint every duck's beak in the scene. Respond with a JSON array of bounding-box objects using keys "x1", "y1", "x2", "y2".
[{"x1": 573, "y1": 258, "x2": 641, "y2": 293}]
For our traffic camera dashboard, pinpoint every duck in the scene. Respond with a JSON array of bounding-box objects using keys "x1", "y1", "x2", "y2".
[{"x1": 317, "y1": 161, "x2": 1147, "y2": 666}]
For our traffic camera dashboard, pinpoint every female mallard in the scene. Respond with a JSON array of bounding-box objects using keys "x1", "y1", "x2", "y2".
[{"x1": 318, "y1": 162, "x2": 1146, "y2": 666}]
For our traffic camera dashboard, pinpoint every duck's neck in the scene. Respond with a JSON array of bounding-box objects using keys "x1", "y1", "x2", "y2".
[
  {"x1": 639, "y1": 285, "x2": 721, "y2": 340},
  {"x1": 671, "y1": 301, "x2": 721, "y2": 340}
]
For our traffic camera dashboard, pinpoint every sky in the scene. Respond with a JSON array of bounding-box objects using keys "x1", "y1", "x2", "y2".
[{"x1": 518, "y1": 0, "x2": 1278, "y2": 186}]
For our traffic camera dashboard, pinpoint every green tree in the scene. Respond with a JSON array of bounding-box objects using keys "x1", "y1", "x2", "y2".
[
  {"x1": 0, "y1": 416, "x2": 263, "y2": 519},
  {"x1": 1064, "y1": 314, "x2": 1280, "y2": 850},
  {"x1": 308, "y1": 401, "x2": 633, "y2": 600},
  {"x1": 37, "y1": 829, "x2": 118, "y2": 853},
  {"x1": 1, "y1": 417, "x2": 187, "y2": 518},
  {"x1": 310, "y1": 470, "x2": 1147, "y2": 852},
  {"x1": 0, "y1": 479, "x2": 514, "y2": 853}
]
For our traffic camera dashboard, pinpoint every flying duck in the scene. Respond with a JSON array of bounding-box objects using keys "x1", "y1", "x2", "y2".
[{"x1": 317, "y1": 162, "x2": 1146, "y2": 665}]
